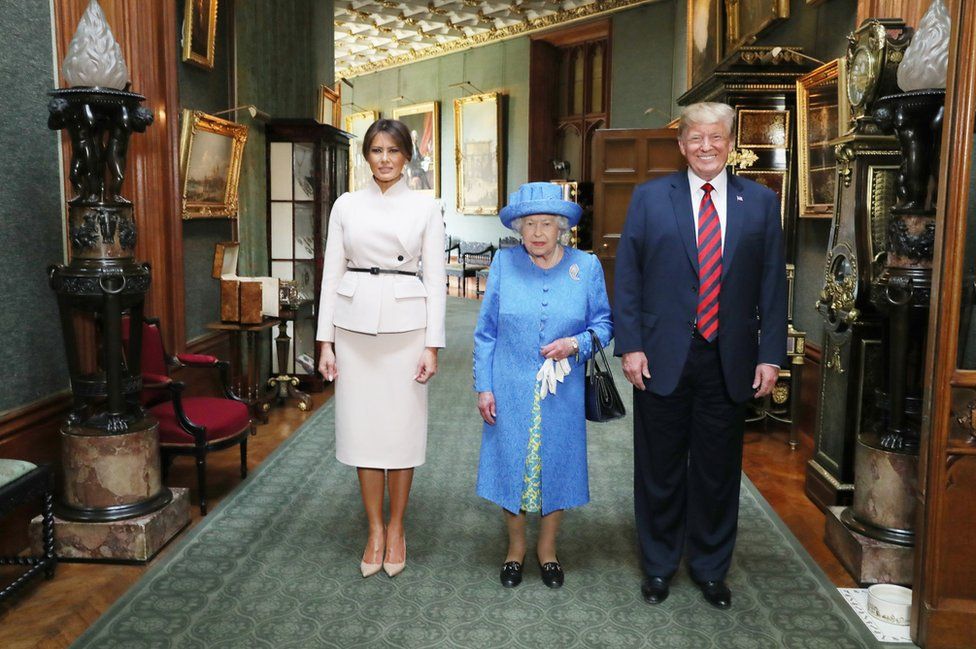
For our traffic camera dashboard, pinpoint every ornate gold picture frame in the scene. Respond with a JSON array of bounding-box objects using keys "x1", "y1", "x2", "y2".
[
  {"x1": 687, "y1": 0, "x2": 724, "y2": 89},
  {"x1": 318, "y1": 84, "x2": 342, "y2": 127},
  {"x1": 179, "y1": 109, "x2": 248, "y2": 219},
  {"x1": 454, "y1": 93, "x2": 504, "y2": 215},
  {"x1": 182, "y1": 0, "x2": 218, "y2": 69},
  {"x1": 797, "y1": 58, "x2": 849, "y2": 218},
  {"x1": 393, "y1": 101, "x2": 441, "y2": 198},
  {"x1": 725, "y1": 0, "x2": 789, "y2": 55},
  {"x1": 345, "y1": 110, "x2": 379, "y2": 192}
]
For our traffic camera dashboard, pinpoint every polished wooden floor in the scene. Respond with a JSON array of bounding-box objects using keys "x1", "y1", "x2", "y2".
[{"x1": 0, "y1": 283, "x2": 853, "y2": 647}]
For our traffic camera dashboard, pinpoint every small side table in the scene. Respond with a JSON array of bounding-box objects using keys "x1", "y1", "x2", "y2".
[
  {"x1": 266, "y1": 313, "x2": 312, "y2": 411},
  {"x1": 205, "y1": 318, "x2": 280, "y2": 423}
]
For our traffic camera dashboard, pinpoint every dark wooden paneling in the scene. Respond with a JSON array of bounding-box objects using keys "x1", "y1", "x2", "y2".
[
  {"x1": 53, "y1": 0, "x2": 185, "y2": 353},
  {"x1": 528, "y1": 40, "x2": 559, "y2": 182},
  {"x1": 913, "y1": 0, "x2": 976, "y2": 646},
  {"x1": 857, "y1": 0, "x2": 928, "y2": 28},
  {"x1": 592, "y1": 128, "x2": 683, "y2": 300}
]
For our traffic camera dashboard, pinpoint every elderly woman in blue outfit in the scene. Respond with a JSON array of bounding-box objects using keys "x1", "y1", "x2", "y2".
[{"x1": 473, "y1": 182, "x2": 613, "y2": 589}]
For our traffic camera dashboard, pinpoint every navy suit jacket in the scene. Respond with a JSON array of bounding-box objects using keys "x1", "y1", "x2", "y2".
[{"x1": 613, "y1": 170, "x2": 788, "y2": 403}]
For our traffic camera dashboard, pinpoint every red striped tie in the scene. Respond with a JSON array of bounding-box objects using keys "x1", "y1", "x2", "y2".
[{"x1": 696, "y1": 182, "x2": 721, "y2": 342}]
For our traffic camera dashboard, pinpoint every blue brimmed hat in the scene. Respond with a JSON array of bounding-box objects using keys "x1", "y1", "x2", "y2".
[{"x1": 499, "y1": 182, "x2": 583, "y2": 229}]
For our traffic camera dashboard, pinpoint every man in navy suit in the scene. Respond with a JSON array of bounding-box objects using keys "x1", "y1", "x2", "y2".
[{"x1": 613, "y1": 102, "x2": 787, "y2": 609}]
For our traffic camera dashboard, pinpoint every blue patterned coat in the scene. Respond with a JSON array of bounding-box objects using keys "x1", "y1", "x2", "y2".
[{"x1": 473, "y1": 246, "x2": 613, "y2": 515}]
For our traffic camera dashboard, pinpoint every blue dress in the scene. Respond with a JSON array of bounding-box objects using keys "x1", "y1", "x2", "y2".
[{"x1": 473, "y1": 246, "x2": 613, "y2": 515}]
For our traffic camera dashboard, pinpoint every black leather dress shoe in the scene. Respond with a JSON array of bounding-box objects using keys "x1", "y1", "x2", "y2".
[
  {"x1": 697, "y1": 580, "x2": 731, "y2": 609},
  {"x1": 539, "y1": 561, "x2": 564, "y2": 588},
  {"x1": 640, "y1": 576, "x2": 670, "y2": 604},
  {"x1": 500, "y1": 561, "x2": 523, "y2": 588}
]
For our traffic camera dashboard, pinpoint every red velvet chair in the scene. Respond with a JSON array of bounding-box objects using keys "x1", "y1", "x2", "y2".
[{"x1": 122, "y1": 317, "x2": 253, "y2": 515}]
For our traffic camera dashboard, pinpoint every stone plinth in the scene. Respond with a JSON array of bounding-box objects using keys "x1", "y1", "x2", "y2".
[
  {"x1": 30, "y1": 487, "x2": 190, "y2": 562},
  {"x1": 58, "y1": 416, "x2": 170, "y2": 521},
  {"x1": 825, "y1": 506, "x2": 914, "y2": 585}
]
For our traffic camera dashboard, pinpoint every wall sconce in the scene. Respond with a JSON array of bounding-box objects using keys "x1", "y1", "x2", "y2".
[{"x1": 212, "y1": 104, "x2": 271, "y2": 122}]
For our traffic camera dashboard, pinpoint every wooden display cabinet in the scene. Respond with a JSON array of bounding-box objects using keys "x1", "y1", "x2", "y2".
[{"x1": 265, "y1": 119, "x2": 351, "y2": 391}]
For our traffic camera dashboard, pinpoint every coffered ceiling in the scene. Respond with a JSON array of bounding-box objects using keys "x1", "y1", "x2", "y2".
[{"x1": 335, "y1": 0, "x2": 651, "y2": 78}]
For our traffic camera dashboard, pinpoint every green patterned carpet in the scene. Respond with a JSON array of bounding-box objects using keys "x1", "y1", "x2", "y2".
[{"x1": 75, "y1": 298, "x2": 889, "y2": 648}]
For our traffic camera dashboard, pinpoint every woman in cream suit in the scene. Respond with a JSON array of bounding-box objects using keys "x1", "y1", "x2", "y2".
[{"x1": 317, "y1": 119, "x2": 446, "y2": 578}]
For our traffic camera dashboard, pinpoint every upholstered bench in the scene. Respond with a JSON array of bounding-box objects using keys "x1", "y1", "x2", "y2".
[{"x1": 0, "y1": 460, "x2": 56, "y2": 604}]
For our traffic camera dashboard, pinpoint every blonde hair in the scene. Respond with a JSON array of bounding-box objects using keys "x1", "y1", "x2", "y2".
[{"x1": 678, "y1": 102, "x2": 736, "y2": 139}]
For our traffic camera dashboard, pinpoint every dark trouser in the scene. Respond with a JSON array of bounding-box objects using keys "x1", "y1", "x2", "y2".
[{"x1": 633, "y1": 333, "x2": 746, "y2": 582}]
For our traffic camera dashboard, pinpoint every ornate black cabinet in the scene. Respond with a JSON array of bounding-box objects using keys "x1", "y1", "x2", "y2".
[{"x1": 806, "y1": 133, "x2": 900, "y2": 509}]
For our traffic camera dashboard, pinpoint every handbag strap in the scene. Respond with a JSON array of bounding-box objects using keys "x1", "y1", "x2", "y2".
[{"x1": 586, "y1": 329, "x2": 612, "y2": 372}]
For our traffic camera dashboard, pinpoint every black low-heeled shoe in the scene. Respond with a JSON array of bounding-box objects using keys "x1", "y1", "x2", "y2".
[
  {"x1": 539, "y1": 561, "x2": 564, "y2": 589},
  {"x1": 500, "y1": 561, "x2": 523, "y2": 588}
]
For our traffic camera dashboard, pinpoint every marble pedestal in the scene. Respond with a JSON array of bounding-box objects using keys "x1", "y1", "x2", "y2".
[
  {"x1": 825, "y1": 506, "x2": 914, "y2": 585},
  {"x1": 30, "y1": 487, "x2": 190, "y2": 562}
]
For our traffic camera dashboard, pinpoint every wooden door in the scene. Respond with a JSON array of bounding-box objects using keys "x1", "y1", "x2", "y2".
[
  {"x1": 592, "y1": 128, "x2": 684, "y2": 300},
  {"x1": 913, "y1": 1, "x2": 976, "y2": 646}
]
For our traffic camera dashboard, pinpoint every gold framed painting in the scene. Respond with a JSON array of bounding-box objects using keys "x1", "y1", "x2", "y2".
[
  {"x1": 725, "y1": 0, "x2": 789, "y2": 55},
  {"x1": 345, "y1": 110, "x2": 379, "y2": 192},
  {"x1": 454, "y1": 93, "x2": 504, "y2": 215},
  {"x1": 687, "y1": 0, "x2": 724, "y2": 89},
  {"x1": 318, "y1": 84, "x2": 341, "y2": 127},
  {"x1": 179, "y1": 109, "x2": 248, "y2": 219},
  {"x1": 393, "y1": 101, "x2": 440, "y2": 198},
  {"x1": 182, "y1": 0, "x2": 218, "y2": 69},
  {"x1": 797, "y1": 58, "x2": 849, "y2": 218}
]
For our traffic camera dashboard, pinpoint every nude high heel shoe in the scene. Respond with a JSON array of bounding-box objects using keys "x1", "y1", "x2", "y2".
[
  {"x1": 361, "y1": 557, "x2": 383, "y2": 578},
  {"x1": 360, "y1": 539, "x2": 384, "y2": 578},
  {"x1": 383, "y1": 538, "x2": 406, "y2": 577}
]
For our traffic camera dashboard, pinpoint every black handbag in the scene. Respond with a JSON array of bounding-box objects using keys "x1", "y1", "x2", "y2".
[{"x1": 585, "y1": 329, "x2": 626, "y2": 422}]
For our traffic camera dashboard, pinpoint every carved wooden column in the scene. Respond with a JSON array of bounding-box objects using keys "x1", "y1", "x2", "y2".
[
  {"x1": 53, "y1": 0, "x2": 185, "y2": 352},
  {"x1": 913, "y1": 0, "x2": 976, "y2": 645}
]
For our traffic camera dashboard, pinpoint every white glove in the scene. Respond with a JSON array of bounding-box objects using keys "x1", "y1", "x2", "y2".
[{"x1": 536, "y1": 357, "x2": 573, "y2": 400}]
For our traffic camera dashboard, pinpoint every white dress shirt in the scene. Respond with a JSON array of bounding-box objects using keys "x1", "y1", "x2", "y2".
[{"x1": 688, "y1": 167, "x2": 728, "y2": 251}]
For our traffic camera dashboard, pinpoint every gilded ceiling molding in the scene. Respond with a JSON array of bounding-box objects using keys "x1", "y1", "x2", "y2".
[{"x1": 336, "y1": 0, "x2": 652, "y2": 79}]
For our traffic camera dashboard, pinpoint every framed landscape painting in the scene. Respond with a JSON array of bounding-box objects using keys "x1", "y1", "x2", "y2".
[
  {"x1": 345, "y1": 110, "x2": 379, "y2": 192},
  {"x1": 179, "y1": 109, "x2": 248, "y2": 219},
  {"x1": 392, "y1": 102, "x2": 440, "y2": 197},
  {"x1": 454, "y1": 92, "x2": 504, "y2": 215}
]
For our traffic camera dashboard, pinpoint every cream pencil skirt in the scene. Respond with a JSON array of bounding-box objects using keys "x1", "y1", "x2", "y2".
[{"x1": 333, "y1": 326, "x2": 428, "y2": 469}]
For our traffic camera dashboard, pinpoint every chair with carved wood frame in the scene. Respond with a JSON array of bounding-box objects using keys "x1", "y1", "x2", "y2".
[
  {"x1": 445, "y1": 241, "x2": 494, "y2": 297},
  {"x1": 123, "y1": 316, "x2": 253, "y2": 515}
]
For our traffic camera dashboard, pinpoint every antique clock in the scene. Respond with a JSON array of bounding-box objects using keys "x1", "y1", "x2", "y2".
[
  {"x1": 845, "y1": 19, "x2": 913, "y2": 127},
  {"x1": 805, "y1": 19, "x2": 911, "y2": 510}
]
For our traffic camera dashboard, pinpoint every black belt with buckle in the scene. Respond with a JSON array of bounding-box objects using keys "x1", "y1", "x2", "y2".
[{"x1": 347, "y1": 267, "x2": 417, "y2": 276}]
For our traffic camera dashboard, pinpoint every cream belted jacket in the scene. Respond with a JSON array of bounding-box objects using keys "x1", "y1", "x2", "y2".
[{"x1": 316, "y1": 176, "x2": 447, "y2": 348}]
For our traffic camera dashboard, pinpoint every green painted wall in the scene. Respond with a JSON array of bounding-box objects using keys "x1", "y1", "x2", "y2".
[
  {"x1": 178, "y1": 0, "x2": 234, "y2": 342},
  {"x1": 0, "y1": 2, "x2": 69, "y2": 412},
  {"x1": 235, "y1": 0, "x2": 333, "y2": 278},
  {"x1": 611, "y1": 0, "x2": 679, "y2": 127},
  {"x1": 344, "y1": 38, "x2": 531, "y2": 245}
]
